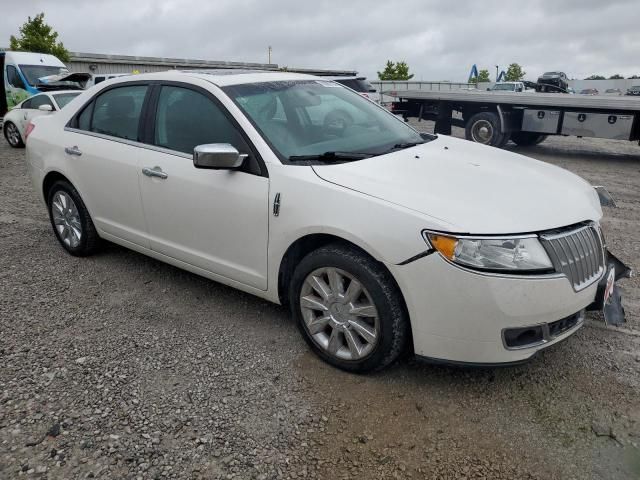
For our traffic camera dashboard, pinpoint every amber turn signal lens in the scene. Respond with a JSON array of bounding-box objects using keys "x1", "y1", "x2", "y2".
[{"x1": 428, "y1": 234, "x2": 458, "y2": 260}]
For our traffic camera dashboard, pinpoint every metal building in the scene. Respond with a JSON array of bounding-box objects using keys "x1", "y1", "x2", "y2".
[{"x1": 66, "y1": 51, "x2": 357, "y2": 77}]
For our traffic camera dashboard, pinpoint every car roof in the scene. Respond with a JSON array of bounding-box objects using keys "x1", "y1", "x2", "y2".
[
  {"x1": 3, "y1": 51, "x2": 66, "y2": 67},
  {"x1": 109, "y1": 70, "x2": 321, "y2": 87}
]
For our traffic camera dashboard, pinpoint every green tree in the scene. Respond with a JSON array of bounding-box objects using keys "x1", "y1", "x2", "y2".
[
  {"x1": 505, "y1": 63, "x2": 526, "y2": 81},
  {"x1": 584, "y1": 75, "x2": 605, "y2": 80},
  {"x1": 476, "y1": 69, "x2": 491, "y2": 83},
  {"x1": 629, "y1": 75, "x2": 640, "y2": 79},
  {"x1": 377, "y1": 60, "x2": 414, "y2": 81},
  {"x1": 608, "y1": 74, "x2": 624, "y2": 79},
  {"x1": 9, "y1": 13, "x2": 70, "y2": 62}
]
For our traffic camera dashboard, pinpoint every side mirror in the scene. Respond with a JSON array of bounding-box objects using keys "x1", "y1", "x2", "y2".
[
  {"x1": 38, "y1": 104, "x2": 53, "y2": 112},
  {"x1": 193, "y1": 144, "x2": 247, "y2": 170}
]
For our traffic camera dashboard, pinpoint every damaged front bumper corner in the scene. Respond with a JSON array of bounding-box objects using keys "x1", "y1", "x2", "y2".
[{"x1": 587, "y1": 250, "x2": 633, "y2": 326}]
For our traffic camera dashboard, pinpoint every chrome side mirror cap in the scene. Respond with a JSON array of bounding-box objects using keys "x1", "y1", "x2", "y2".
[
  {"x1": 38, "y1": 104, "x2": 53, "y2": 112},
  {"x1": 193, "y1": 144, "x2": 247, "y2": 170}
]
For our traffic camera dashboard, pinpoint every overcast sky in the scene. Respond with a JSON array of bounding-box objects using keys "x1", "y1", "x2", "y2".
[{"x1": 1, "y1": 0, "x2": 639, "y2": 81}]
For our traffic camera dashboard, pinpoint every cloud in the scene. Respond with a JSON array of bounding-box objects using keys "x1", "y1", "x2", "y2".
[{"x1": 1, "y1": 0, "x2": 639, "y2": 81}]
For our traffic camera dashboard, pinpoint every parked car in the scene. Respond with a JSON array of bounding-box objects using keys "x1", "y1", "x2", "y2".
[
  {"x1": 536, "y1": 72, "x2": 569, "y2": 93},
  {"x1": 25, "y1": 71, "x2": 624, "y2": 372},
  {"x1": 603, "y1": 88, "x2": 622, "y2": 96},
  {"x1": 626, "y1": 85, "x2": 640, "y2": 96},
  {"x1": 3, "y1": 90, "x2": 81, "y2": 148},
  {"x1": 487, "y1": 82, "x2": 525, "y2": 92},
  {"x1": 580, "y1": 88, "x2": 599, "y2": 95},
  {"x1": 84, "y1": 73, "x2": 131, "y2": 89},
  {"x1": 323, "y1": 76, "x2": 377, "y2": 101}
]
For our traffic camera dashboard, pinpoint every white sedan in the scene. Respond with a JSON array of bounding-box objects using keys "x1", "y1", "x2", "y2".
[
  {"x1": 24, "y1": 71, "x2": 627, "y2": 372},
  {"x1": 3, "y1": 90, "x2": 81, "y2": 148}
]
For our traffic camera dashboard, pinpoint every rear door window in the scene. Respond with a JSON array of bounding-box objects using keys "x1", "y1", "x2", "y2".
[{"x1": 88, "y1": 85, "x2": 148, "y2": 141}]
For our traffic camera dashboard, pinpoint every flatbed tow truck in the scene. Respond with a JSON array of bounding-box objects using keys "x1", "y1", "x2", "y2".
[{"x1": 390, "y1": 89, "x2": 640, "y2": 148}]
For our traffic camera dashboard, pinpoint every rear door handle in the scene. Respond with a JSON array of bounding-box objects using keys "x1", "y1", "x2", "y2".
[
  {"x1": 64, "y1": 146, "x2": 82, "y2": 156},
  {"x1": 142, "y1": 166, "x2": 168, "y2": 179}
]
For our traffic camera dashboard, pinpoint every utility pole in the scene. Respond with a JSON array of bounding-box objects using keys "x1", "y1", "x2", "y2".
[
  {"x1": 268, "y1": 46, "x2": 272, "y2": 64},
  {"x1": 495, "y1": 65, "x2": 499, "y2": 82}
]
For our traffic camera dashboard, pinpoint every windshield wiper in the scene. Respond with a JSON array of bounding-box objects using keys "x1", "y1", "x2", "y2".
[
  {"x1": 392, "y1": 141, "x2": 426, "y2": 150},
  {"x1": 288, "y1": 151, "x2": 373, "y2": 163}
]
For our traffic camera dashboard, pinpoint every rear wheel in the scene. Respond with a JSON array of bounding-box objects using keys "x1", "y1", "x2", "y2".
[
  {"x1": 511, "y1": 132, "x2": 548, "y2": 146},
  {"x1": 47, "y1": 180, "x2": 100, "y2": 256},
  {"x1": 3, "y1": 122, "x2": 24, "y2": 148},
  {"x1": 465, "y1": 112, "x2": 506, "y2": 148},
  {"x1": 289, "y1": 244, "x2": 409, "y2": 373}
]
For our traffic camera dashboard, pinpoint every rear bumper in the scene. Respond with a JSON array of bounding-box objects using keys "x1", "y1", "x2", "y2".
[{"x1": 387, "y1": 253, "x2": 599, "y2": 364}]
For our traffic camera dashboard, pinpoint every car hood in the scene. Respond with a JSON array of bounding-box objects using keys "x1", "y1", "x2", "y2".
[{"x1": 311, "y1": 136, "x2": 602, "y2": 234}]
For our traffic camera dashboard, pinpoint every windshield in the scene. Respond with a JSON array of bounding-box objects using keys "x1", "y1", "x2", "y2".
[
  {"x1": 543, "y1": 72, "x2": 561, "y2": 76},
  {"x1": 53, "y1": 92, "x2": 81, "y2": 109},
  {"x1": 19, "y1": 65, "x2": 68, "y2": 86},
  {"x1": 223, "y1": 80, "x2": 425, "y2": 163},
  {"x1": 491, "y1": 84, "x2": 515, "y2": 91}
]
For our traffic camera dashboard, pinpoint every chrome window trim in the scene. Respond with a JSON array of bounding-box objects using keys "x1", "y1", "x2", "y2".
[{"x1": 64, "y1": 127, "x2": 192, "y2": 160}]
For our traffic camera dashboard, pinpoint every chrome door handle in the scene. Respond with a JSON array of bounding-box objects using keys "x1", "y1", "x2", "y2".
[
  {"x1": 142, "y1": 166, "x2": 168, "y2": 179},
  {"x1": 64, "y1": 146, "x2": 82, "y2": 156}
]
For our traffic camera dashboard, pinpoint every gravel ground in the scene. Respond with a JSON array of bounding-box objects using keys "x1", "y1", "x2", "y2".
[{"x1": 0, "y1": 127, "x2": 639, "y2": 480}]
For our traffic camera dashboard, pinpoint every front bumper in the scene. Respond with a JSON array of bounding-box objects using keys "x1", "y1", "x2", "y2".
[{"x1": 387, "y1": 253, "x2": 600, "y2": 364}]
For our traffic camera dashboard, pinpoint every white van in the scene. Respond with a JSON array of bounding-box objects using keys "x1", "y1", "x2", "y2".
[{"x1": 1, "y1": 51, "x2": 70, "y2": 118}]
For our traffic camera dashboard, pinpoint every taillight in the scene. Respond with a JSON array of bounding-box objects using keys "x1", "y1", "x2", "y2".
[{"x1": 24, "y1": 121, "x2": 35, "y2": 142}]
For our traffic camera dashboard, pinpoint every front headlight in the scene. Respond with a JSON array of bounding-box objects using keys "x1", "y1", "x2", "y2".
[{"x1": 424, "y1": 232, "x2": 553, "y2": 272}]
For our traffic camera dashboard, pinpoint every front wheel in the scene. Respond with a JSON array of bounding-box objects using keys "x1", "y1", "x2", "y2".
[
  {"x1": 289, "y1": 244, "x2": 409, "y2": 373},
  {"x1": 3, "y1": 122, "x2": 25, "y2": 148}
]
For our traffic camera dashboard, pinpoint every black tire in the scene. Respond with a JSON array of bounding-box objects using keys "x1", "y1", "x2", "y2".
[
  {"x1": 289, "y1": 243, "x2": 409, "y2": 373},
  {"x1": 465, "y1": 112, "x2": 506, "y2": 147},
  {"x1": 510, "y1": 132, "x2": 548, "y2": 146},
  {"x1": 3, "y1": 122, "x2": 25, "y2": 148},
  {"x1": 47, "y1": 180, "x2": 100, "y2": 256}
]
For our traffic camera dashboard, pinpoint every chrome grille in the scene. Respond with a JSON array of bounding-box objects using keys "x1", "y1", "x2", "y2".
[{"x1": 540, "y1": 224, "x2": 605, "y2": 291}]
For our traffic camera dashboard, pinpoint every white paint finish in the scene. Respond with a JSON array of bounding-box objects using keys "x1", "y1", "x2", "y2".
[
  {"x1": 388, "y1": 254, "x2": 599, "y2": 363},
  {"x1": 24, "y1": 70, "x2": 606, "y2": 365},
  {"x1": 313, "y1": 135, "x2": 602, "y2": 234},
  {"x1": 137, "y1": 147, "x2": 270, "y2": 290},
  {"x1": 60, "y1": 130, "x2": 150, "y2": 247}
]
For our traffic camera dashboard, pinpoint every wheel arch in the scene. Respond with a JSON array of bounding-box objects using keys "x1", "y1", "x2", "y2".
[
  {"x1": 277, "y1": 233, "x2": 409, "y2": 315},
  {"x1": 42, "y1": 170, "x2": 72, "y2": 203}
]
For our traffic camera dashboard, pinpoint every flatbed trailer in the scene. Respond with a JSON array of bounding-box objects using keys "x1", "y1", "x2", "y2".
[{"x1": 390, "y1": 89, "x2": 640, "y2": 148}]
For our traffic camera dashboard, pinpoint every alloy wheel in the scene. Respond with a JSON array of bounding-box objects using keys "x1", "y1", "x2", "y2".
[
  {"x1": 300, "y1": 267, "x2": 380, "y2": 361},
  {"x1": 51, "y1": 191, "x2": 82, "y2": 248},
  {"x1": 5, "y1": 123, "x2": 21, "y2": 146}
]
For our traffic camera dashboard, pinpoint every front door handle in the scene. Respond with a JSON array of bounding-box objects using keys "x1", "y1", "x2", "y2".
[
  {"x1": 142, "y1": 166, "x2": 168, "y2": 179},
  {"x1": 64, "y1": 146, "x2": 82, "y2": 156}
]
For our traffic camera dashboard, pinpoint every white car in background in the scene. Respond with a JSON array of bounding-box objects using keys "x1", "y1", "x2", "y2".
[
  {"x1": 24, "y1": 71, "x2": 628, "y2": 372},
  {"x1": 3, "y1": 90, "x2": 81, "y2": 148}
]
